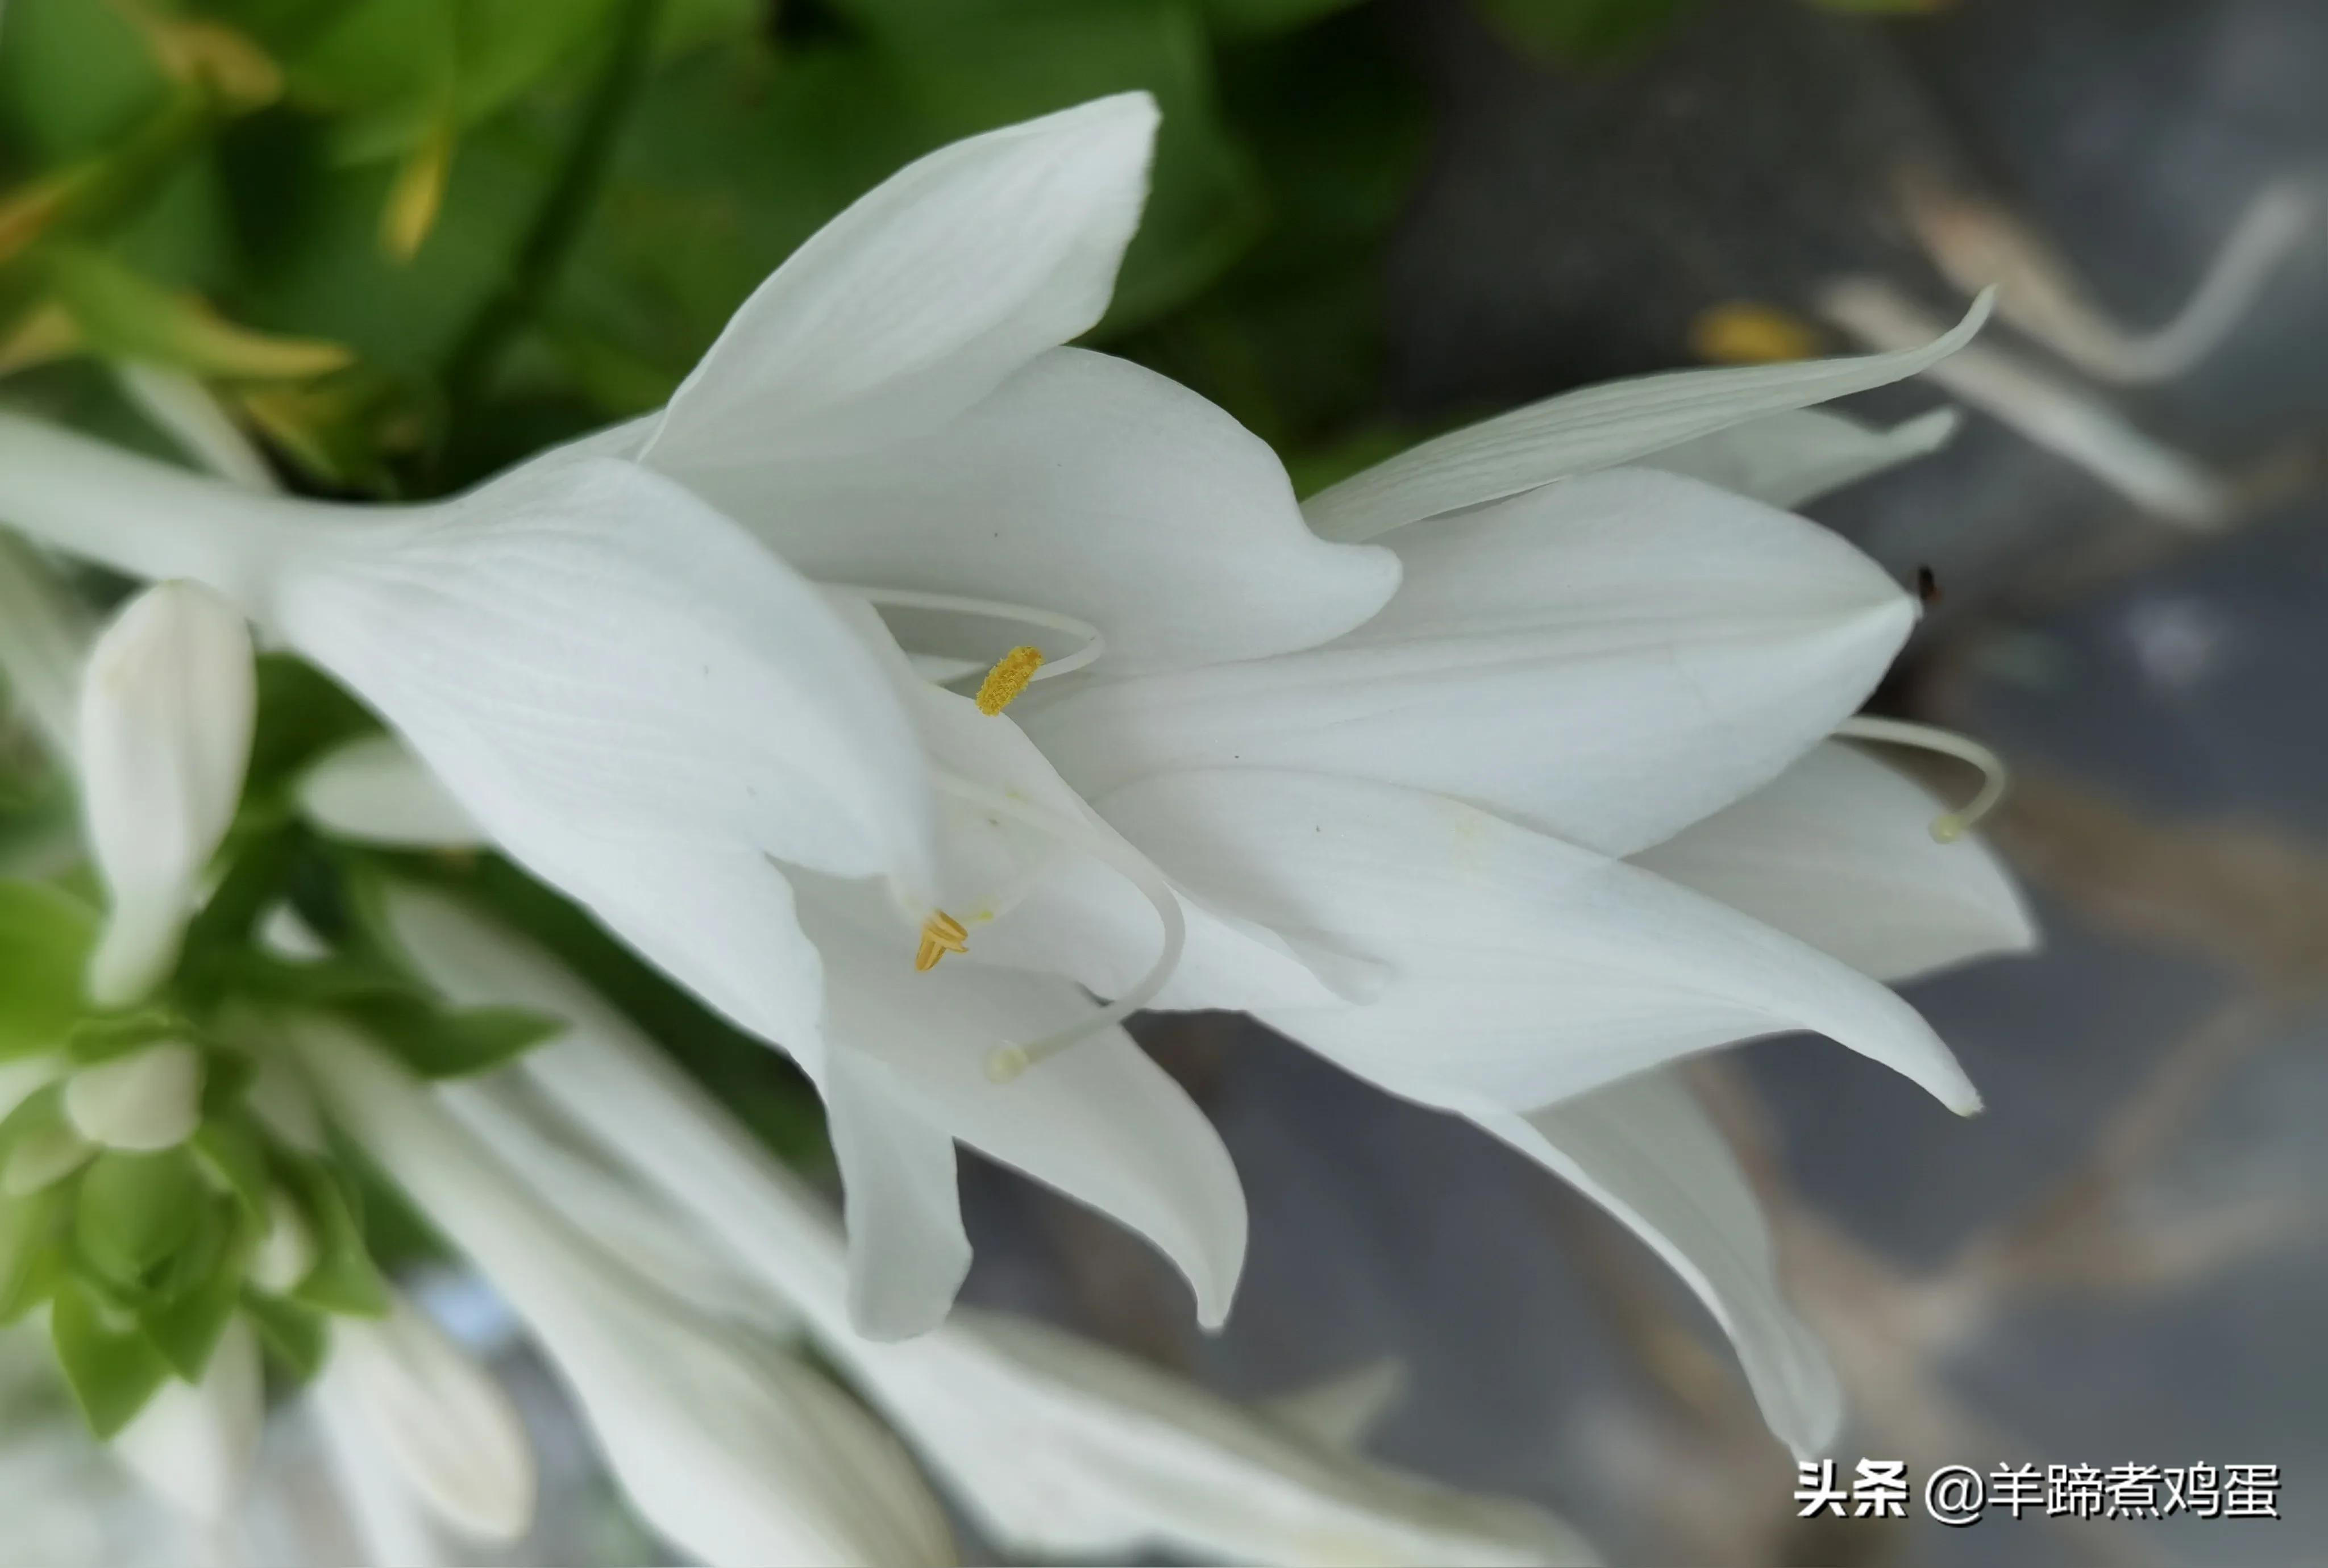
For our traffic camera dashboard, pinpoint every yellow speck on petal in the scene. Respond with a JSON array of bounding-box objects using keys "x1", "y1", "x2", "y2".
[
  {"x1": 915, "y1": 911, "x2": 969, "y2": 972},
  {"x1": 974, "y1": 645, "x2": 1045, "y2": 715},
  {"x1": 1689, "y1": 301, "x2": 1825, "y2": 365}
]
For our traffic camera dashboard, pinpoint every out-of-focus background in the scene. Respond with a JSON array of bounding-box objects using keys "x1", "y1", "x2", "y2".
[{"x1": 5, "y1": 1, "x2": 2326, "y2": 1564}]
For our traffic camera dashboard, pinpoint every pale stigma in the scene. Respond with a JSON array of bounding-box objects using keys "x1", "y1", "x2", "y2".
[{"x1": 1832, "y1": 716, "x2": 2009, "y2": 841}]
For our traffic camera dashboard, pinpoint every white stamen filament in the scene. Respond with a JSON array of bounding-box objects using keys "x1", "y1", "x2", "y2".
[
  {"x1": 928, "y1": 770, "x2": 1184, "y2": 1083},
  {"x1": 1833, "y1": 716, "x2": 2009, "y2": 842},
  {"x1": 827, "y1": 585, "x2": 1105, "y2": 680}
]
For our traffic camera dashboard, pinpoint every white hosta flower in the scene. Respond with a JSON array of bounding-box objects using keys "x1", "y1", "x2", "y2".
[
  {"x1": 77, "y1": 580, "x2": 253, "y2": 1006},
  {"x1": 110, "y1": 1315, "x2": 261, "y2": 1524},
  {"x1": 61, "y1": 1042, "x2": 203, "y2": 1151},
  {"x1": 285, "y1": 1013, "x2": 955, "y2": 1568},
  {"x1": 375, "y1": 885, "x2": 1598, "y2": 1567},
  {"x1": 314, "y1": 1295, "x2": 534, "y2": 1545}
]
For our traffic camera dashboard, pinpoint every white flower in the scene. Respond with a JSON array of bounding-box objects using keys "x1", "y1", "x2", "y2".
[
  {"x1": 374, "y1": 882, "x2": 1599, "y2": 1567},
  {"x1": 77, "y1": 579, "x2": 254, "y2": 1006},
  {"x1": 110, "y1": 1314, "x2": 261, "y2": 1524},
  {"x1": 313, "y1": 1295, "x2": 535, "y2": 1545},
  {"x1": 282, "y1": 1012, "x2": 956, "y2": 1568}
]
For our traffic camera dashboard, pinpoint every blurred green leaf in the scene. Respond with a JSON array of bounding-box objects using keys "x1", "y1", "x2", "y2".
[
  {"x1": 141, "y1": 1201, "x2": 250, "y2": 1380},
  {"x1": 74, "y1": 1149, "x2": 205, "y2": 1290},
  {"x1": 51, "y1": 1275, "x2": 171, "y2": 1436},
  {"x1": 278, "y1": 1153, "x2": 389, "y2": 1316},
  {"x1": 241, "y1": 1285, "x2": 327, "y2": 1379},
  {"x1": 0, "y1": 881, "x2": 98, "y2": 1059},
  {"x1": 340, "y1": 996, "x2": 564, "y2": 1079},
  {"x1": 0, "y1": 1185, "x2": 63, "y2": 1323}
]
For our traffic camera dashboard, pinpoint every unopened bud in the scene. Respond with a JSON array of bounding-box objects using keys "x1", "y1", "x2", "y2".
[{"x1": 64, "y1": 1043, "x2": 203, "y2": 1151}]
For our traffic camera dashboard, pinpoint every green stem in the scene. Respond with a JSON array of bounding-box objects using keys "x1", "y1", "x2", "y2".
[{"x1": 441, "y1": 0, "x2": 668, "y2": 413}]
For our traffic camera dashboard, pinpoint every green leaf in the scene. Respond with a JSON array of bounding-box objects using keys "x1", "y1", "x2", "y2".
[
  {"x1": 190, "y1": 1116, "x2": 271, "y2": 1221},
  {"x1": 73, "y1": 1148, "x2": 205, "y2": 1291},
  {"x1": 142, "y1": 1200, "x2": 251, "y2": 1380},
  {"x1": 0, "y1": 1185, "x2": 64, "y2": 1323},
  {"x1": 66, "y1": 1008, "x2": 190, "y2": 1067},
  {"x1": 241, "y1": 1285, "x2": 328, "y2": 1380},
  {"x1": 342, "y1": 996, "x2": 563, "y2": 1080},
  {"x1": 43, "y1": 243, "x2": 354, "y2": 377},
  {"x1": 51, "y1": 1276, "x2": 171, "y2": 1437},
  {"x1": 0, "y1": 881, "x2": 98, "y2": 1058},
  {"x1": 280, "y1": 1155, "x2": 389, "y2": 1317},
  {"x1": 1197, "y1": 0, "x2": 1367, "y2": 38}
]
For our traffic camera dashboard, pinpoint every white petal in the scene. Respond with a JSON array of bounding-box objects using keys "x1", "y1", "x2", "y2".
[
  {"x1": 1631, "y1": 741, "x2": 2039, "y2": 983},
  {"x1": 1470, "y1": 1070, "x2": 1842, "y2": 1460},
  {"x1": 1034, "y1": 469, "x2": 1916, "y2": 858},
  {"x1": 825, "y1": 1051, "x2": 973, "y2": 1342},
  {"x1": 1641, "y1": 407, "x2": 1960, "y2": 510},
  {"x1": 813, "y1": 925, "x2": 1246, "y2": 1329},
  {"x1": 642, "y1": 95, "x2": 1159, "y2": 471},
  {"x1": 289, "y1": 1016, "x2": 955, "y2": 1568},
  {"x1": 79, "y1": 580, "x2": 255, "y2": 1006},
  {"x1": 311, "y1": 1383, "x2": 457, "y2": 1568},
  {"x1": 298, "y1": 733, "x2": 487, "y2": 849},
  {"x1": 278, "y1": 456, "x2": 939, "y2": 1058},
  {"x1": 1302, "y1": 294, "x2": 1991, "y2": 542},
  {"x1": 113, "y1": 364, "x2": 278, "y2": 492},
  {"x1": 63, "y1": 1043, "x2": 203, "y2": 1151},
  {"x1": 248, "y1": 1188, "x2": 316, "y2": 1295},
  {"x1": 0, "y1": 535, "x2": 95, "y2": 763},
  {"x1": 876, "y1": 1311, "x2": 1600, "y2": 1567},
  {"x1": 111, "y1": 1315, "x2": 261, "y2": 1524},
  {"x1": 323, "y1": 1297, "x2": 535, "y2": 1544},
  {"x1": 1099, "y1": 769, "x2": 1980, "y2": 1113},
  {"x1": 680, "y1": 348, "x2": 1400, "y2": 671}
]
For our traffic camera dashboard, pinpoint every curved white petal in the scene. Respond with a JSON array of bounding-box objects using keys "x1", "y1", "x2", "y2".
[
  {"x1": 1631, "y1": 742, "x2": 2039, "y2": 984},
  {"x1": 822, "y1": 1053, "x2": 973, "y2": 1343},
  {"x1": 63, "y1": 1043, "x2": 202, "y2": 1151},
  {"x1": 1035, "y1": 469, "x2": 1917, "y2": 858},
  {"x1": 289, "y1": 1017, "x2": 955, "y2": 1568},
  {"x1": 463, "y1": 999, "x2": 1596, "y2": 1568},
  {"x1": 277, "y1": 456, "x2": 941, "y2": 1058},
  {"x1": 642, "y1": 94, "x2": 1159, "y2": 471},
  {"x1": 110, "y1": 1316, "x2": 261, "y2": 1525},
  {"x1": 1099, "y1": 770, "x2": 1980, "y2": 1114},
  {"x1": 814, "y1": 925, "x2": 1246, "y2": 1330},
  {"x1": 298, "y1": 733, "x2": 487, "y2": 849},
  {"x1": 871, "y1": 1312, "x2": 1600, "y2": 1567},
  {"x1": 1470, "y1": 1070, "x2": 1842, "y2": 1461},
  {"x1": 79, "y1": 580, "x2": 255, "y2": 1006},
  {"x1": 1302, "y1": 294, "x2": 1989, "y2": 542},
  {"x1": 321, "y1": 1298, "x2": 535, "y2": 1544},
  {"x1": 1641, "y1": 407, "x2": 1960, "y2": 510},
  {"x1": 681, "y1": 348, "x2": 1400, "y2": 672}
]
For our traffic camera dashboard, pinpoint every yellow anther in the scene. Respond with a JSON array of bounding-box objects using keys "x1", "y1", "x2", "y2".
[
  {"x1": 1689, "y1": 301, "x2": 1825, "y2": 365},
  {"x1": 974, "y1": 645, "x2": 1045, "y2": 715},
  {"x1": 914, "y1": 911, "x2": 969, "y2": 972}
]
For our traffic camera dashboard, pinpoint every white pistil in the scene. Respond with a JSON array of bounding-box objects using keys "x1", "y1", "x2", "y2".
[
  {"x1": 925, "y1": 770, "x2": 1184, "y2": 1083},
  {"x1": 829, "y1": 584, "x2": 1106, "y2": 681},
  {"x1": 1833, "y1": 716, "x2": 2009, "y2": 842}
]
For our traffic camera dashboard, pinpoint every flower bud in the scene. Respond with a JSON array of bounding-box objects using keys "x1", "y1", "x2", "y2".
[
  {"x1": 63, "y1": 1043, "x2": 202, "y2": 1152},
  {"x1": 78, "y1": 580, "x2": 254, "y2": 1007},
  {"x1": 321, "y1": 1296, "x2": 536, "y2": 1545}
]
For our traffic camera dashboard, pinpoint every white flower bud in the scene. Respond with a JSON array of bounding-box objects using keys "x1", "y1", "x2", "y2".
[
  {"x1": 79, "y1": 580, "x2": 255, "y2": 1008},
  {"x1": 63, "y1": 1043, "x2": 203, "y2": 1152},
  {"x1": 318, "y1": 1296, "x2": 536, "y2": 1545},
  {"x1": 111, "y1": 1314, "x2": 261, "y2": 1524},
  {"x1": 248, "y1": 1188, "x2": 316, "y2": 1295}
]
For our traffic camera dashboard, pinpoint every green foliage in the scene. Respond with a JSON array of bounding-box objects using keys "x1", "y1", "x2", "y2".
[
  {"x1": 0, "y1": 881, "x2": 97, "y2": 1057},
  {"x1": 50, "y1": 1276, "x2": 172, "y2": 1437}
]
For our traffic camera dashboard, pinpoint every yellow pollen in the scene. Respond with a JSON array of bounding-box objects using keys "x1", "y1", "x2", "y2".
[
  {"x1": 974, "y1": 645, "x2": 1045, "y2": 714},
  {"x1": 914, "y1": 911, "x2": 969, "y2": 972}
]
